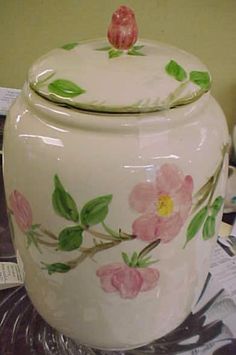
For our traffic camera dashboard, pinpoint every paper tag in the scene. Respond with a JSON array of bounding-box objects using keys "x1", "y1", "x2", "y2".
[
  {"x1": 0, "y1": 262, "x2": 24, "y2": 290},
  {"x1": 16, "y1": 250, "x2": 25, "y2": 281},
  {"x1": 210, "y1": 242, "x2": 236, "y2": 303},
  {"x1": 0, "y1": 87, "x2": 21, "y2": 116}
]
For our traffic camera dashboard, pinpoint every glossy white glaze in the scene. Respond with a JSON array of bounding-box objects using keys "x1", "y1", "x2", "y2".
[
  {"x1": 3, "y1": 82, "x2": 229, "y2": 349},
  {"x1": 29, "y1": 39, "x2": 210, "y2": 113}
]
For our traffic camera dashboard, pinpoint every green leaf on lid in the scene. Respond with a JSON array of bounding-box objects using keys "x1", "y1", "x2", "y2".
[
  {"x1": 165, "y1": 60, "x2": 187, "y2": 82},
  {"x1": 128, "y1": 48, "x2": 145, "y2": 56},
  {"x1": 96, "y1": 45, "x2": 112, "y2": 51},
  {"x1": 133, "y1": 45, "x2": 144, "y2": 50},
  {"x1": 61, "y1": 42, "x2": 78, "y2": 50},
  {"x1": 189, "y1": 71, "x2": 211, "y2": 90},
  {"x1": 48, "y1": 79, "x2": 86, "y2": 98},
  {"x1": 108, "y1": 49, "x2": 123, "y2": 59}
]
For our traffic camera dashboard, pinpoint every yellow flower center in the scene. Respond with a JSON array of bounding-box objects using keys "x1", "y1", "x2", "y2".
[{"x1": 156, "y1": 194, "x2": 174, "y2": 217}]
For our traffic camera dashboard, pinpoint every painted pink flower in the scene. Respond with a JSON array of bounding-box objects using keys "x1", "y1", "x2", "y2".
[
  {"x1": 107, "y1": 6, "x2": 138, "y2": 50},
  {"x1": 9, "y1": 190, "x2": 33, "y2": 233},
  {"x1": 96, "y1": 263, "x2": 159, "y2": 299},
  {"x1": 129, "y1": 164, "x2": 193, "y2": 243}
]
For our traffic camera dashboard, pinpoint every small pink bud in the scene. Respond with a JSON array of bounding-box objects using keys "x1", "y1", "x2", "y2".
[
  {"x1": 9, "y1": 190, "x2": 33, "y2": 233},
  {"x1": 107, "y1": 6, "x2": 138, "y2": 50}
]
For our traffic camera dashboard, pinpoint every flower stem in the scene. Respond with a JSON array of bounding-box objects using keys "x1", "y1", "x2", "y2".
[
  {"x1": 37, "y1": 238, "x2": 58, "y2": 247},
  {"x1": 102, "y1": 221, "x2": 120, "y2": 238},
  {"x1": 68, "y1": 240, "x2": 121, "y2": 269},
  {"x1": 40, "y1": 228, "x2": 58, "y2": 240},
  {"x1": 207, "y1": 145, "x2": 228, "y2": 208},
  {"x1": 86, "y1": 227, "x2": 135, "y2": 242},
  {"x1": 86, "y1": 228, "x2": 119, "y2": 241},
  {"x1": 138, "y1": 239, "x2": 161, "y2": 259}
]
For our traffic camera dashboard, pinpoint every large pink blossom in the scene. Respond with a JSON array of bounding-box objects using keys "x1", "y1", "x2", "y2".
[
  {"x1": 107, "y1": 6, "x2": 138, "y2": 50},
  {"x1": 96, "y1": 263, "x2": 159, "y2": 299},
  {"x1": 129, "y1": 164, "x2": 193, "y2": 243},
  {"x1": 9, "y1": 190, "x2": 33, "y2": 233}
]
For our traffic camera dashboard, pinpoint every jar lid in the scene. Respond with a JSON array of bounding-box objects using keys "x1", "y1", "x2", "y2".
[{"x1": 29, "y1": 6, "x2": 211, "y2": 113}]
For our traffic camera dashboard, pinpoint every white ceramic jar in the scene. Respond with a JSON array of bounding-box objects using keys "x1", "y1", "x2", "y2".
[{"x1": 3, "y1": 6, "x2": 229, "y2": 351}]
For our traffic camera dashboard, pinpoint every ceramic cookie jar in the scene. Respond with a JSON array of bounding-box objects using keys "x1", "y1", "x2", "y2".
[{"x1": 3, "y1": 6, "x2": 229, "y2": 351}]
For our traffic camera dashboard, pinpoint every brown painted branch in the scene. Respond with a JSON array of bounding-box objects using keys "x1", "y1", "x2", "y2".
[
  {"x1": 37, "y1": 238, "x2": 58, "y2": 247},
  {"x1": 40, "y1": 228, "x2": 58, "y2": 240},
  {"x1": 68, "y1": 240, "x2": 121, "y2": 269},
  {"x1": 138, "y1": 239, "x2": 161, "y2": 259},
  {"x1": 87, "y1": 228, "x2": 119, "y2": 241}
]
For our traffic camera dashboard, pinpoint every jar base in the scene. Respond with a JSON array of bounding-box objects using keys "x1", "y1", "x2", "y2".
[{"x1": 0, "y1": 276, "x2": 227, "y2": 355}]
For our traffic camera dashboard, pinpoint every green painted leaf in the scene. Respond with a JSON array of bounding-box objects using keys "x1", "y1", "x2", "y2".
[
  {"x1": 42, "y1": 262, "x2": 71, "y2": 275},
  {"x1": 137, "y1": 259, "x2": 148, "y2": 267},
  {"x1": 52, "y1": 175, "x2": 79, "y2": 222},
  {"x1": 189, "y1": 71, "x2": 211, "y2": 90},
  {"x1": 128, "y1": 48, "x2": 145, "y2": 56},
  {"x1": 54, "y1": 174, "x2": 65, "y2": 191},
  {"x1": 96, "y1": 46, "x2": 112, "y2": 51},
  {"x1": 26, "y1": 231, "x2": 41, "y2": 253},
  {"x1": 137, "y1": 255, "x2": 158, "y2": 267},
  {"x1": 61, "y1": 42, "x2": 78, "y2": 50},
  {"x1": 80, "y1": 195, "x2": 112, "y2": 226},
  {"x1": 48, "y1": 79, "x2": 85, "y2": 98},
  {"x1": 203, "y1": 216, "x2": 216, "y2": 240},
  {"x1": 58, "y1": 226, "x2": 83, "y2": 251},
  {"x1": 122, "y1": 252, "x2": 130, "y2": 266},
  {"x1": 133, "y1": 45, "x2": 144, "y2": 50},
  {"x1": 186, "y1": 207, "x2": 208, "y2": 245},
  {"x1": 108, "y1": 49, "x2": 123, "y2": 59},
  {"x1": 211, "y1": 196, "x2": 224, "y2": 217},
  {"x1": 165, "y1": 60, "x2": 187, "y2": 82},
  {"x1": 130, "y1": 252, "x2": 138, "y2": 267},
  {"x1": 140, "y1": 256, "x2": 152, "y2": 263}
]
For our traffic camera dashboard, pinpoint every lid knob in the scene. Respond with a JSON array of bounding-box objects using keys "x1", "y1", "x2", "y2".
[{"x1": 107, "y1": 5, "x2": 138, "y2": 50}]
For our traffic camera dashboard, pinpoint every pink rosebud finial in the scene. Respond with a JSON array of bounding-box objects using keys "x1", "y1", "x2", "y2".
[{"x1": 107, "y1": 5, "x2": 138, "y2": 50}]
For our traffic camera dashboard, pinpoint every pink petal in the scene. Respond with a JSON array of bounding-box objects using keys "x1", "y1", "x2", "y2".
[
  {"x1": 174, "y1": 175, "x2": 193, "y2": 220},
  {"x1": 96, "y1": 263, "x2": 125, "y2": 293},
  {"x1": 111, "y1": 267, "x2": 143, "y2": 299},
  {"x1": 129, "y1": 182, "x2": 156, "y2": 213},
  {"x1": 98, "y1": 275, "x2": 117, "y2": 293},
  {"x1": 139, "y1": 268, "x2": 160, "y2": 292},
  {"x1": 175, "y1": 175, "x2": 193, "y2": 202},
  {"x1": 156, "y1": 164, "x2": 184, "y2": 193},
  {"x1": 132, "y1": 213, "x2": 161, "y2": 242},
  {"x1": 9, "y1": 190, "x2": 33, "y2": 232},
  {"x1": 96, "y1": 263, "x2": 124, "y2": 277},
  {"x1": 158, "y1": 212, "x2": 184, "y2": 243}
]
